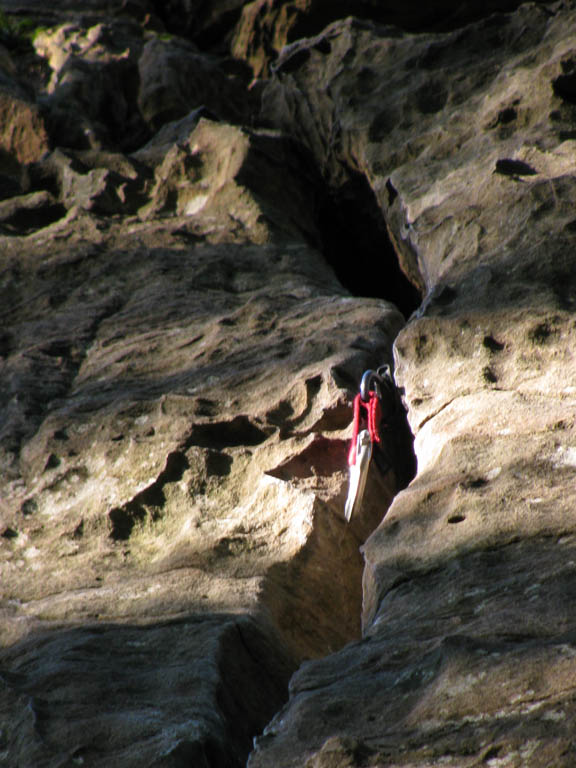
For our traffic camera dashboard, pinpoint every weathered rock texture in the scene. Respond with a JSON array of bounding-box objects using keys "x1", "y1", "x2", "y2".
[
  {"x1": 0, "y1": 4, "x2": 408, "y2": 765},
  {"x1": 2, "y1": 0, "x2": 576, "y2": 766},
  {"x1": 248, "y1": 3, "x2": 576, "y2": 767}
]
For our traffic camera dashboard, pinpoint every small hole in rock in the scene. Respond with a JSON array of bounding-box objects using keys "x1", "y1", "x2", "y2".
[
  {"x1": 483, "y1": 745, "x2": 502, "y2": 762},
  {"x1": 386, "y1": 178, "x2": 398, "y2": 205},
  {"x1": 494, "y1": 158, "x2": 537, "y2": 177},
  {"x1": 482, "y1": 366, "x2": 498, "y2": 383},
  {"x1": 21, "y1": 499, "x2": 38, "y2": 515},
  {"x1": 44, "y1": 453, "x2": 61, "y2": 470},
  {"x1": 462, "y1": 476, "x2": 488, "y2": 490},
  {"x1": 483, "y1": 335, "x2": 505, "y2": 352},
  {"x1": 497, "y1": 107, "x2": 517, "y2": 125},
  {"x1": 448, "y1": 514, "x2": 466, "y2": 524}
]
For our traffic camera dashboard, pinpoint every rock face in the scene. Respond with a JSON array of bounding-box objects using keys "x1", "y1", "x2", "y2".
[
  {"x1": 248, "y1": 4, "x2": 576, "y2": 767},
  {"x1": 1, "y1": 0, "x2": 576, "y2": 766},
  {"x1": 0, "y1": 141, "x2": 405, "y2": 764}
]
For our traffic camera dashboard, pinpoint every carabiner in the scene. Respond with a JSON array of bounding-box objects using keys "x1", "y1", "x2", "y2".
[{"x1": 360, "y1": 369, "x2": 381, "y2": 401}]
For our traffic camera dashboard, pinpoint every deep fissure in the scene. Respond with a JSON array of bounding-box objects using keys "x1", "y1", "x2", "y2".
[
  {"x1": 317, "y1": 169, "x2": 423, "y2": 320},
  {"x1": 245, "y1": 171, "x2": 422, "y2": 762}
]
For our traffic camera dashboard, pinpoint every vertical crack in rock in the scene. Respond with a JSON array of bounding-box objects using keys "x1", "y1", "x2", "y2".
[
  {"x1": 0, "y1": 222, "x2": 411, "y2": 766},
  {"x1": 0, "y1": 3, "x2": 427, "y2": 764},
  {"x1": 247, "y1": 4, "x2": 576, "y2": 767},
  {"x1": 316, "y1": 167, "x2": 423, "y2": 320},
  {"x1": 0, "y1": 8, "x2": 426, "y2": 761}
]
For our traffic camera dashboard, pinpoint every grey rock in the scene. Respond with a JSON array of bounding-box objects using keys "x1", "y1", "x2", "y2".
[
  {"x1": 137, "y1": 35, "x2": 255, "y2": 133},
  {"x1": 0, "y1": 189, "x2": 403, "y2": 764},
  {"x1": 0, "y1": 615, "x2": 293, "y2": 768},
  {"x1": 0, "y1": 189, "x2": 65, "y2": 233},
  {"x1": 3, "y1": 0, "x2": 576, "y2": 766}
]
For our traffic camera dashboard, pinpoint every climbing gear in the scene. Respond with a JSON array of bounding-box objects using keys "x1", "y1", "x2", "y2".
[
  {"x1": 345, "y1": 365, "x2": 396, "y2": 522},
  {"x1": 345, "y1": 428, "x2": 372, "y2": 521}
]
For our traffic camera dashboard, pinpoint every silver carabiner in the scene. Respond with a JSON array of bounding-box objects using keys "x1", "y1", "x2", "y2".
[
  {"x1": 360, "y1": 369, "x2": 380, "y2": 401},
  {"x1": 360, "y1": 365, "x2": 394, "y2": 402},
  {"x1": 345, "y1": 429, "x2": 372, "y2": 521}
]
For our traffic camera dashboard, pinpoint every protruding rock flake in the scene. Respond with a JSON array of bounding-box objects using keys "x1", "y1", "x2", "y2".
[{"x1": 1, "y1": 0, "x2": 576, "y2": 766}]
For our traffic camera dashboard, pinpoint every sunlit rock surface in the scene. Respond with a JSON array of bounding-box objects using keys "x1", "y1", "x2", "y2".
[
  {"x1": 0, "y1": 5, "x2": 406, "y2": 764},
  {"x1": 248, "y1": 3, "x2": 576, "y2": 767},
  {"x1": 2, "y1": 0, "x2": 576, "y2": 766},
  {"x1": 0, "y1": 216, "x2": 402, "y2": 764}
]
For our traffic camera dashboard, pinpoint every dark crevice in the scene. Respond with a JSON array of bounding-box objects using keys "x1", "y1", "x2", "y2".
[
  {"x1": 108, "y1": 451, "x2": 189, "y2": 540},
  {"x1": 152, "y1": 0, "x2": 559, "y2": 58},
  {"x1": 310, "y1": 161, "x2": 420, "y2": 517},
  {"x1": 376, "y1": 386, "x2": 418, "y2": 492},
  {"x1": 311, "y1": 165, "x2": 420, "y2": 494},
  {"x1": 494, "y1": 158, "x2": 537, "y2": 177},
  {"x1": 187, "y1": 416, "x2": 272, "y2": 449},
  {"x1": 0, "y1": 201, "x2": 67, "y2": 236},
  {"x1": 317, "y1": 170, "x2": 423, "y2": 318}
]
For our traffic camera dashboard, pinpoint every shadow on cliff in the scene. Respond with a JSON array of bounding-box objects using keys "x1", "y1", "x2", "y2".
[
  {"x1": 413, "y1": 235, "x2": 576, "y2": 320},
  {"x1": 0, "y1": 611, "x2": 294, "y2": 767},
  {"x1": 251, "y1": 535, "x2": 576, "y2": 764}
]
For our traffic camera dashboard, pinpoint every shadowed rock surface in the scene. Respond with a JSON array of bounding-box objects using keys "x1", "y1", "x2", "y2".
[{"x1": 1, "y1": 0, "x2": 576, "y2": 766}]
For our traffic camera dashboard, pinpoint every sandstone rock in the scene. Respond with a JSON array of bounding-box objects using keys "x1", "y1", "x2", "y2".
[
  {"x1": 0, "y1": 80, "x2": 49, "y2": 165},
  {"x1": 247, "y1": 3, "x2": 576, "y2": 767},
  {"x1": 0, "y1": 614, "x2": 293, "y2": 768},
  {"x1": 137, "y1": 117, "x2": 323, "y2": 246},
  {"x1": 137, "y1": 35, "x2": 255, "y2": 133},
  {"x1": 47, "y1": 148, "x2": 149, "y2": 214},
  {"x1": 231, "y1": 0, "x2": 559, "y2": 78},
  {"x1": 0, "y1": 201, "x2": 404, "y2": 763},
  {"x1": 231, "y1": 0, "x2": 293, "y2": 80},
  {"x1": 232, "y1": 0, "x2": 389, "y2": 79},
  {"x1": 34, "y1": 21, "x2": 147, "y2": 150},
  {"x1": 4, "y1": 0, "x2": 576, "y2": 765},
  {"x1": 0, "y1": 15, "x2": 408, "y2": 761},
  {"x1": 262, "y1": 5, "x2": 569, "y2": 288}
]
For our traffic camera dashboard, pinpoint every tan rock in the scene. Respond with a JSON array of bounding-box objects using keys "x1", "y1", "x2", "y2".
[
  {"x1": 33, "y1": 22, "x2": 146, "y2": 150},
  {"x1": 0, "y1": 206, "x2": 404, "y2": 763},
  {"x1": 0, "y1": 84, "x2": 49, "y2": 165},
  {"x1": 231, "y1": 0, "x2": 307, "y2": 79},
  {"x1": 249, "y1": 4, "x2": 576, "y2": 767},
  {"x1": 137, "y1": 117, "x2": 323, "y2": 246},
  {"x1": 5, "y1": 0, "x2": 576, "y2": 765}
]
